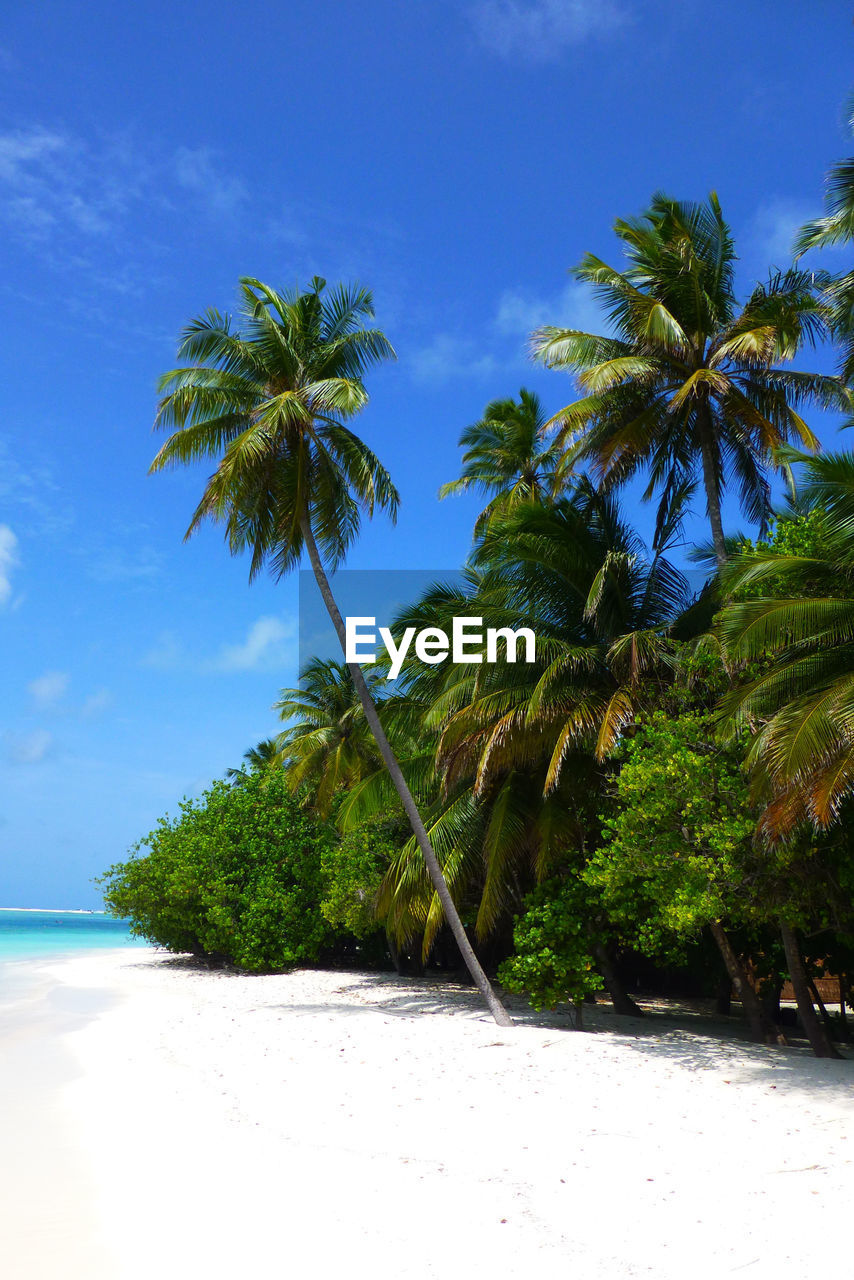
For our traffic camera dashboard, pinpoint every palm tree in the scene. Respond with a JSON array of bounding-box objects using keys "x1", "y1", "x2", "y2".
[
  {"x1": 532, "y1": 193, "x2": 847, "y2": 568},
  {"x1": 439, "y1": 388, "x2": 561, "y2": 534},
  {"x1": 357, "y1": 482, "x2": 690, "y2": 947},
  {"x1": 151, "y1": 275, "x2": 512, "y2": 1026},
  {"x1": 275, "y1": 658, "x2": 383, "y2": 815},
  {"x1": 795, "y1": 103, "x2": 854, "y2": 382},
  {"x1": 226, "y1": 737, "x2": 282, "y2": 783},
  {"x1": 718, "y1": 451, "x2": 854, "y2": 832}
]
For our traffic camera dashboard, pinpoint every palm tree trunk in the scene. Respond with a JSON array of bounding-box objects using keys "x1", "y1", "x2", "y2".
[
  {"x1": 779, "y1": 922, "x2": 840, "y2": 1059},
  {"x1": 299, "y1": 511, "x2": 514, "y2": 1028},
  {"x1": 699, "y1": 427, "x2": 727, "y2": 570},
  {"x1": 708, "y1": 921, "x2": 780, "y2": 1043}
]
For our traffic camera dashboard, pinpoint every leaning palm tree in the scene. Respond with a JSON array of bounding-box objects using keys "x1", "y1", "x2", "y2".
[
  {"x1": 718, "y1": 451, "x2": 854, "y2": 833},
  {"x1": 532, "y1": 193, "x2": 847, "y2": 568},
  {"x1": 275, "y1": 658, "x2": 383, "y2": 815},
  {"x1": 151, "y1": 275, "x2": 512, "y2": 1025},
  {"x1": 439, "y1": 388, "x2": 560, "y2": 535}
]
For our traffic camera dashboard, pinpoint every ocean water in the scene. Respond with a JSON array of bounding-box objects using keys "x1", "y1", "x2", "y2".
[{"x1": 0, "y1": 909, "x2": 148, "y2": 961}]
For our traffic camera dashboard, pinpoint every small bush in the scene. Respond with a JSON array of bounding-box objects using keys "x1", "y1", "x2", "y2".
[{"x1": 498, "y1": 878, "x2": 604, "y2": 1011}]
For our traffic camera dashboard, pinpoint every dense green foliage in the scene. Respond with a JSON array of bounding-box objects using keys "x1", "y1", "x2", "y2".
[
  {"x1": 319, "y1": 812, "x2": 400, "y2": 939},
  {"x1": 585, "y1": 714, "x2": 759, "y2": 949},
  {"x1": 121, "y1": 92, "x2": 854, "y2": 1052},
  {"x1": 100, "y1": 774, "x2": 334, "y2": 971},
  {"x1": 498, "y1": 879, "x2": 604, "y2": 1010}
]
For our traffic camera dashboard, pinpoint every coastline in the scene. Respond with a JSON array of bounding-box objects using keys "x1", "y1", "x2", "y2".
[
  {"x1": 3, "y1": 949, "x2": 854, "y2": 1278},
  {"x1": 0, "y1": 907, "x2": 104, "y2": 913}
]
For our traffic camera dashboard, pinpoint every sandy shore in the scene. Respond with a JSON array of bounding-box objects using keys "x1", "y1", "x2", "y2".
[{"x1": 2, "y1": 949, "x2": 853, "y2": 1279}]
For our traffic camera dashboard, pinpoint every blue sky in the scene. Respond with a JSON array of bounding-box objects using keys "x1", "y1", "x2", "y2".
[{"x1": 1, "y1": 0, "x2": 852, "y2": 906}]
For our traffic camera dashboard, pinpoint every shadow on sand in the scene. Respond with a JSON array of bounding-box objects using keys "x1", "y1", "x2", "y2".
[{"x1": 131, "y1": 953, "x2": 854, "y2": 1089}]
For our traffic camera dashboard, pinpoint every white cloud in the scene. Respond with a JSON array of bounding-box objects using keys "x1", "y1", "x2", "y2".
[
  {"x1": 471, "y1": 0, "x2": 627, "y2": 62},
  {"x1": 0, "y1": 524, "x2": 18, "y2": 604},
  {"x1": 207, "y1": 617, "x2": 296, "y2": 673},
  {"x1": 28, "y1": 670, "x2": 69, "y2": 708},
  {"x1": 748, "y1": 199, "x2": 815, "y2": 267},
  {"x1": 409, "y1": 334, "x2": 498, "y2": 386},
  {"x1": 0, "y1": 126, "x2": 254, "y2": 249},
  {"x1": 86, "y1": 545, "x2": 161, "y2": 583},
  {"x1": 141, "y1": 631, "x2": 184, "y2": 670},
  {"x1": 0, "y1": 127, "x2": 122, "y2": 240},
  {"x1": 495, "y1": 280, "x2": 605, "y2": 341},
  {"x1": 0, "y1": 443, "x2": 72, "y2": 537},
  {"x1": 408, "y1": 283, "x2": 605, "y2": 387},
  {"x1": 143, "y1": 618, "x2": 296, "y2": 674},
  {"x1": 4, "y1": 729, "x2": 53, "y2": 765},
  {"x1": 80, "y1": 688, "x2": 112, "y2": 718},
  {"x1": 174, "y1": 146, "x2": 248, "y2": 217}
]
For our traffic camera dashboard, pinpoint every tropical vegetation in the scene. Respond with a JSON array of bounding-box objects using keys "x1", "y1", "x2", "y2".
[{"x1": 104, "y1": 92, "x2": 854, "y2": 1058}]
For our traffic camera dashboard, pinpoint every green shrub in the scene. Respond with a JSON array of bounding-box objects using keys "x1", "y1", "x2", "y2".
[
  {"x1": 320, "y1": 811, "x2": 400, "y2": 939},
  {"x1": 99, "y1": 772, "x2": 334, "y2": 971},
  {"x1": 498, "y1": 878, "x2": 604, "y2": 1011},
  {"x1": 585, "y1": 711, "x2": 758, "y2": 951}
]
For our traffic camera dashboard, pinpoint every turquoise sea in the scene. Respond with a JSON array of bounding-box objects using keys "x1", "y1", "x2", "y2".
[{"x1": 0, "y1": 909, "x2": 147, "y2": 961}]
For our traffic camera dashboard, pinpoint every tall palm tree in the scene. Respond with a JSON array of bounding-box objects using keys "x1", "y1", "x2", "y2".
[
  {"x1": 795, "y1": 101, "x2": 854, "y2": 383},
  {"x1": 532, "y1": 193, "x2": 847, "y2": 568},
  {"x1": 718, "y1": 451, "x2": 854, "y2": 832},
  {"x1": 275, "y1": 658, "x2": 383, "y2": 815},
  {"x1": 151, "y1": 275, "x2": 512, "y2": 1026},
  {"x1": 439, "y1": 388, "x2": 560, "y2": 534}
]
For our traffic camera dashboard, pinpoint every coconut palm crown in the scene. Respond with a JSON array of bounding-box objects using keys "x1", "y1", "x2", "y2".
[
  {"x1": 151, "y1": 276, "x2": 399, "y2": 575},
  {"x1": 439, "y1": 388, "x2": 560, "y2": 534},
  {"x1": 795, "y1": 103, "x2": 854, "y2": 386},
  {"x1": 275, "y1": 658, "x2": 383, "y2": 815},
  {"x1": 532, "y1": 193, "x2": 848, "y2": 567},
  {"x1": 719, "y1": 451, "x2": 854, "y2": 832}
]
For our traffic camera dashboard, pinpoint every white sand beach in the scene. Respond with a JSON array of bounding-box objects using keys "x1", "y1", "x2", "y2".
[{"x1": 2, "y1": 949, "x2": 853, "y2": 1280}]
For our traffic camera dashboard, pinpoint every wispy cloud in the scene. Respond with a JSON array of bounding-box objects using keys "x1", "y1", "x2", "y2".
[
  {"x1": 408, "y1": 282, "x2": 605, "y2": 387},
  {"x1": 142, "y1": 618, "x2": 296, "y2": 673},
  {"x1": 470, "y1": 0, "x2": 628, "y2": 62},
  {"x1": 207, "y1": 617, "x2": 296, "y2": 673},
  {"x1": 0, "y1": 442, "x2": 73, "y2": 538},
  {"x1": 747, "y1": 199, "x2": 815, "y2": 269},
  {"x1": 3, "y1": 729, "x2": 53, "y2": 765},
  {"x1": 80, "y1": 688, "x2": 113, "y2": 718},
  {"x1": 28, "y1": 670, "x2": 69, "y2": 708},
  {"x1": 0, "y1": 524, "x2": 18, "y2": 604},
  {"x1": 85, "y1": 545, "x2": 162, "y2": 583},
  {"x1": 141, "y1": 631, "x2": 184, "y2": 671},
  {"x1": 174, "y1": 146, "x2": 248, "y2": 218},
  {"x1": 408, "y1": 334, "x2": 498, "y2": 386},
  {"x1": 0, "y1": 126, "x2": 257, "y2": 251},
  {"x1": 495, "y1": 280, "x2": 604, "y2": 342},
  {"x1": 0, "y1": 127, "x2": 137, "y2": 242}
]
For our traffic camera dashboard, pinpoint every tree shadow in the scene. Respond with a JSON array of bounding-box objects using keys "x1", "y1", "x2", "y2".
[{"x1": 127, "y1": 955, "x2": 854, "y2": 1090}]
